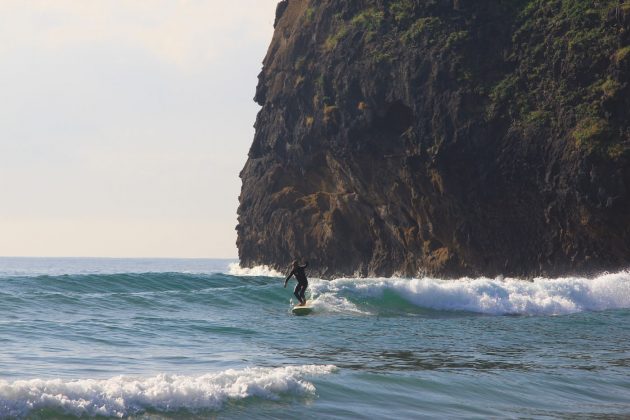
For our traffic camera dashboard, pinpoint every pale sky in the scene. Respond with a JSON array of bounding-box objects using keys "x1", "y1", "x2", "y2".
[{"x1": 0, "y1": 0, "x2": 279, "y2": 258}]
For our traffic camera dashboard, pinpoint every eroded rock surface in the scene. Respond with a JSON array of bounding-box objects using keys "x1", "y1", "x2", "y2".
[{"x1": 237, "y1": 0, "x2": 630, "y2": 278}]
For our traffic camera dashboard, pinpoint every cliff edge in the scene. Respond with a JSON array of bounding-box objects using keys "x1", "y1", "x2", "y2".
[{"x1": 237, "y1": 0, "x2": 630, "y2": 278}]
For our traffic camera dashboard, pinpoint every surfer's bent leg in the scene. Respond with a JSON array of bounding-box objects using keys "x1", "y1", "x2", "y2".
[
  {"x1": 299, "y1": 281, "x2": 307, "y2": 304},
  {"x1": 301, "y1": 284, "x2": 307, "y2": 302},
  {"x1": 294, "y1": 282, "x2": 308, "y2": 305},
  {"x1": 294, "y1": 283, "x2": 304, "y2": 304}
]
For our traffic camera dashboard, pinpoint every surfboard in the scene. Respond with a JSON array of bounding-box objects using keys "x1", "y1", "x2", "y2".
[{"x1": 291, "y1": 300, "x2": 314, "y2": 315}]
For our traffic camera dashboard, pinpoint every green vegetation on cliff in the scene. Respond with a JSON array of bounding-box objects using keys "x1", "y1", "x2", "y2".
[
  {"x1": 239, "y1": 0, "x2": 630, "y2": 278},
  {"x1": 320, "y1": 0, "x2": 628, "y2": 154},
  {"x1": 497, "y1": 0, "x2": 630, "y2": 159}
]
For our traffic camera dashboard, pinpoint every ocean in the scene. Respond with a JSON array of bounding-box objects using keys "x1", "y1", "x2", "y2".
[{"x1": 1, "y1": 257, "x2": 629, "y2": 419}]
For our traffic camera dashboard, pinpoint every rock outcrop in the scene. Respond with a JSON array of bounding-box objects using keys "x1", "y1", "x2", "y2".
[{"x1": 237, "y1": 0, "x2": 630, "y2": 278}]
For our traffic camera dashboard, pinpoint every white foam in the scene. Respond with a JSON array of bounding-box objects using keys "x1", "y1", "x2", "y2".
[
  {"x1": 228, "y1": 263, "x2": 283, "y2": 277},
  {"x1": 0, "y1": 365, "x2": 336, "y2": 418},
  {"x1": 308, "y1": 290, "x2": 369, "y2": 315},
  {"x1": 309, "y1": 271, "x2": 630, "y2": 316}
]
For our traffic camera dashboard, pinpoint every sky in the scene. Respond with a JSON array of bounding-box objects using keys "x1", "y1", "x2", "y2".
[{"x1": 0, "y1": 0, "x2": 280, "y2": 258}]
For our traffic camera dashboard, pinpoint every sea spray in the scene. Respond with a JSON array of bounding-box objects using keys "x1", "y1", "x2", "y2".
[{"x1": 228, "y1": 263, "x2": 283, "y2": 277}]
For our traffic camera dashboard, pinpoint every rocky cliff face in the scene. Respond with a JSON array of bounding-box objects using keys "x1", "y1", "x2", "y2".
[{"x1": 237, "y1": 0, "x2": 630, "y2": 279}]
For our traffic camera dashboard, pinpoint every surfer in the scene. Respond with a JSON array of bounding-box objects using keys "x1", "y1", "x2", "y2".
[{"x1": 284, "y1": 260, "x2": 309, "y2": 306}]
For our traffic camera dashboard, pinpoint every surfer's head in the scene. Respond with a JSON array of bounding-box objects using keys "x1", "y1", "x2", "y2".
[{"x1": 292, "y1": 260, "x2": 299, "y2": 268}]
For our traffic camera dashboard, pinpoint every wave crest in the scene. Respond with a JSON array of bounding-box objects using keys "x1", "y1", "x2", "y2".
[
  {"x1": 309, "y1": 271, "x2": 630, "y2": 316},
  {"x1": 228, "y1": 263, "x2": 283, "y2": 277},
  {"x1": 0, "y1": 365, "x2": 336, "y2": 417}
]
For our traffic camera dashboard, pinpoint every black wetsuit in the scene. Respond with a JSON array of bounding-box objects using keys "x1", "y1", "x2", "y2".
[{"x1": 286, "y1": 263, "x2": 309, "y2": 303}]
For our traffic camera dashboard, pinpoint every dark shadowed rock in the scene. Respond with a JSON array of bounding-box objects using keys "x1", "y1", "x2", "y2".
[{"x1": 237, "y1": 0, "x2": 630, "y2": 279}]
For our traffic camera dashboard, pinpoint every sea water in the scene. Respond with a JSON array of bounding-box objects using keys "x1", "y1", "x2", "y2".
[{"x1": 1, "y1": 257, "x2": 629, "y2": 418}]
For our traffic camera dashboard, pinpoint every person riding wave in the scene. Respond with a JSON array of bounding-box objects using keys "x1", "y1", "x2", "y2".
[{"x1": 284, "y1": 260, "x2": 309, "y2": 306}]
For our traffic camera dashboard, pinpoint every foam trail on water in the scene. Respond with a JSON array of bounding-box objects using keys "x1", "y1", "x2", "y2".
[
  {"x1": 0, "y1": 365, "x2": 336, "y2": 418},
  {"x1": 310, "y1": 293, "x2": 369, "y2": 315},
  {"x1": 228, "y1": 263, "x2": 283, "y2": 277},
  {"x1": 310, "y1": 271, "x2": 630, "y2": 316}
]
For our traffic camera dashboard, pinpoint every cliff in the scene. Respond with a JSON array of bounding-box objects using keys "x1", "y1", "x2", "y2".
[{"x1": 237, "y1": 0, "x2": 630, "y2": 279}]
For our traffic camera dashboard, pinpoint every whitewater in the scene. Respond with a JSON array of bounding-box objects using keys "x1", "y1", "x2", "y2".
[{"x1": 1, "y1": 257, "x2": 629, "y2": 418}]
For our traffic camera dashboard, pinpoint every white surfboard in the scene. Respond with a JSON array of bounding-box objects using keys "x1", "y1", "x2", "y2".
[{"x1": 291, "y1": 300, "x2": 314, "y2": 315}]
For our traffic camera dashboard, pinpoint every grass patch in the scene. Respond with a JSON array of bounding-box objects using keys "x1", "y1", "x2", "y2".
[
  {"x1": 607, "y1": 143, "x2": 626, "y2": 159},
  {"x1": 402, "y1": 17, "x2": 441, "y2": 44},
  {"x1": 351, "y1": 8, "x2": 384, "y2": 32},
  {"x1": 614, "y1": 45, "x2": 630, "y2": 63},
  {"x1": 445, "y1": 30, "x2": 469, "y2": 49},
  {"x1": 371, "y1": 50, "x2": 392, "y2": 64},
  {"x1": 323, "y1": 8, "x2": 384, "y2": 51},
  {"x1": 525, "y1": 110, "x2": 551, "y2": 124},
  {"x1": 601, "y1": 78, "x2": 621, "y2": 97},
  {"x1": 324, "y1": 25, "x2": 350, "y2": 51},
  {"x1": 304, "y1": 7, "x2": 315, "y2": 23},
  {"x1": 389, "y1": 0, "x2": 414, "y2": 23},
  {"x1": 572, "y1": 117, "x2": 609, "y2": 149},
  {"x1": 487, "y1": 74, "x2": 519, "y2": 117}
]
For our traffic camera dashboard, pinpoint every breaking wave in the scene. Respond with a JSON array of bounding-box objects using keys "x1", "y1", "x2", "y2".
[
  {"x1": 0, "y1": 365, "x2": 336, "y2": 418},
  {"x1": 228, "y1": 263, "x2": 283, "y2": 277},
  {"x1": 309, "y1": 271, "x2": 630, "y2": 316}
]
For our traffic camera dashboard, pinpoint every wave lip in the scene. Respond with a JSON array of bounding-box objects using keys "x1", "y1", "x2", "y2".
[
  {"x1": 0, "y1": 365, "x2": 336, "y2": 418},
  {"x1": 310, "y1": 270, "x2": 630, "y2": 316},
  {"x1": 228, "y1": 263, "x2": 283, "y2": 277}
]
